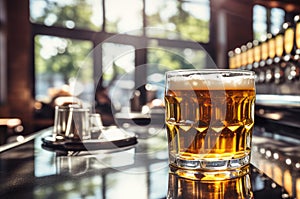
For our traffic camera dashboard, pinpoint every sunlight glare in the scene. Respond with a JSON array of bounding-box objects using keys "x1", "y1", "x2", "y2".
[{"x1": 106, "y1": 0, "x2": 143, "y2": 33}]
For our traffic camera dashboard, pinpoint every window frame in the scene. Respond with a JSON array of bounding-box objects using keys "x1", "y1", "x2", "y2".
[
  {"x1": 30, "y1": 0, "x2": 213, "y2": 105},
  {"x1": 0, "y1": 0, "x2": 6, "y2": 105}
]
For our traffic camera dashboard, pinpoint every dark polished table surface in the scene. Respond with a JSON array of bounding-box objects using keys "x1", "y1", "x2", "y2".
[{"x1": 0, "y1": 126, "x2": 297, "y2": 199}]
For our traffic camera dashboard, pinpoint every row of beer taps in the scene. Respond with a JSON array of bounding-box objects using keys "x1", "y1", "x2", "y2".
[{"x1": 228, "y1": 15, "x2": 300, "y2": 86}]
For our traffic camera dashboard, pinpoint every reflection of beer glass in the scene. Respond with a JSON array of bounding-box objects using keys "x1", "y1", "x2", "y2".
[
  {"x1": 165, "y1": 69, "x2": 255, "y2": 179},
  {"x1": 167, "y1": 168, "x2": 253, "y2": 199}
]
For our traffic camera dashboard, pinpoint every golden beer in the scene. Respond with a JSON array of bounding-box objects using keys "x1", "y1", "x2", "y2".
[{"x1": 165, "y1": 70, "x2": 255, "y2": 178}]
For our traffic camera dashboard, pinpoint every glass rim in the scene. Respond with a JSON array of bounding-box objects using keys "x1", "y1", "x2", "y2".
[{"x1": 165, "y1": 69, "x2": 255, "y2": 76}]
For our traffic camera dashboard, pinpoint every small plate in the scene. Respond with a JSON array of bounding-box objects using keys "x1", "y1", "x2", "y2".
[{"x1": 41, "y1": 127, "x2": 138, "y2": 152}]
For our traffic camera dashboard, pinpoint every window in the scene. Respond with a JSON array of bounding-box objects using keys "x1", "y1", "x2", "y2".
[
  {"x1": 34, "y1": 35, "x2": 93, "y2": 102},
  {"x1": 270, "y1": 8, "x2": 285, "y2": 34},
  {"x1": 147, "y1": 44, "x2": 207, "y2": 100},
  {"x1": 30, "y1": 0, "x2": 211, "y2": 116},
  {"x1": 105, "y1": 0, "x2": 143, "y2": 35},
  {"x1": 145, "y1": 0, "x2": 210, "y2": 42},
  {"x1": 102, "y1": 43, "x2": 135, "y2": 110},
  {"x1": 30, "y1": 0, "x2": 103, "y2": 31},
  {"x1": 253, "y1": 5, "x2": 285, "y2": 41}
]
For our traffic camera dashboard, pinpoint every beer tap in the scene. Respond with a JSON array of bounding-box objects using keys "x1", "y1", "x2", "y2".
[
  {"x1": 253, "y1": 40, "x2": 261, "y2": 83},
  {"x1": 228, "y1": 50, "x2": 236, "y2": 69},
  {"x1": 282, "y1": 22, "x2": 297, "y2": 82},
  {"x1": 273, "y1": 28, "x2": 285, "y2": 84},
  {"x1": 265, "y1": 33, "x2": 276, "y2": 83},
  {"x1": 246, "y1": 42, "x2": 254, "y2": 71},
  {"x1": 259, "y1": 36, "x2": 268, "y2": 83},
  {"x1": 290, "y1": 15, "x2": 300, "y2": 81},
  {"x1": 234, "y1": 47, "x2": 242, "y2": 69},
  {"x1": 241, "y1": 45, "x2": 248, "y2": 70}
]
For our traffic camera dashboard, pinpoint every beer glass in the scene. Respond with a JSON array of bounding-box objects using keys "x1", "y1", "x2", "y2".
[
  {"x1": 165, "y1": 69, "x2": 255, "y2": 180},
  {"x1": 89, "y1": 113, "x2": 103, "y2": 139},
  {"x1": 54, "y1": 105, "x2": 90, "y2": 140},
  {"x1": 65, "y1": 107, "x2": 90, "y2": 140},
  {"x1": 53, "y1": 105, "x2": 70, "y2": 138}
]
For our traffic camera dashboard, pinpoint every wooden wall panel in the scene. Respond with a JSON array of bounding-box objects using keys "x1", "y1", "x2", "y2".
[
  {"x1": 211, "y1": 0, "x2": 253, "y2": 68},
  {"x1": 5, "y1": 0, "x2": 34, "y2": 133}
]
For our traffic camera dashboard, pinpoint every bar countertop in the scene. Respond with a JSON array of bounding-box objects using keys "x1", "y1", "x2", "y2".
[{"x1": 0, "y1": 126, "x2": 298, "y2": 199}]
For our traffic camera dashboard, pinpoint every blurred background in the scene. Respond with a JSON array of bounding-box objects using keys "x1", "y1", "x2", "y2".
[
  {"x1": 0, "y1": 0, "x2": 300, "y2": 135},
  {"x1": 1, "y1": 1, "x2": 300, "y2": 198}
]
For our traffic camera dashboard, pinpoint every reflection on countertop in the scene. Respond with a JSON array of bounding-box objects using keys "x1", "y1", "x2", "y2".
[
  {"x1": 0, "y1": 126, "x2": 298, "y2": 199},
  {"x1": 252, "y1": 127, "x2": 300, "y2": 199}
]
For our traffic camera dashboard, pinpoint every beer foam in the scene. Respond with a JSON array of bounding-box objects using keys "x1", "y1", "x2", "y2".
[{"x1": 167, "y1": 74, "x2": 255, "y2": 90}]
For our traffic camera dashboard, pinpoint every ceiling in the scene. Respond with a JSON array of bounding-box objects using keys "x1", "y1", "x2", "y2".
[{"x1": 254, "y1": 0, "x2": 300, "y2": 12}]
